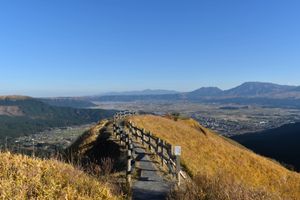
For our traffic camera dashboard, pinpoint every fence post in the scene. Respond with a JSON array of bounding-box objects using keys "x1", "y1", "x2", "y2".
[
  {"x1": 167, "y1": 145, "x2": 172, "y2": 174},
  {"x1": 174, "y1": 146, "x2": 182, "y2": 186},
  {"x1": 127, "y1": 139, "x2": 133, "y2": 186},
  {"x1": 141, "y1": 130, "x2": 145, "y2": 146},
  {"x1": 32, "y1": 139, "x2": 35, "y2": 158},
  {"x1": 148, "y1": 132, "x2": 152, "y2": 151},
  {"x1": 156, "y1": 138, "x2": 160, "y2": 154},
  {"x1": 176, "y1": 155, "x2": 181, "y2": 186},
  {"x1": 160, "y1": 140, "x2": 164, "y2": 166},
  {"x1": 134, "y1": 128, "x2": 138, "y2": 140},
  {"x1": 125, "y1": 135, "x2": 129, "y2": 149}
]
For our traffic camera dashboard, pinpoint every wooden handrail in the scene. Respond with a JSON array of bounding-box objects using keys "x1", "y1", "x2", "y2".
[
  {"x1": 113, "y1": 111, "x2": 185, "y2": 186},
  {"x1": 127, "y1": 121, "x2": 182, "y2": 177}
]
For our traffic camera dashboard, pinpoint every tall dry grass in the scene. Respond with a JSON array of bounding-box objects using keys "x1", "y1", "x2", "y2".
[
  {"x1": 0, "y1": 152, "x2": 121, "y2": 200},
  {"x1": 128, "y1": 115, "x2": 300, "y2": 200},
  {"x1": 66, "y1": 119, "x2": 109, "y2": 159},
  {"x1": 168, "y1": 173, "x2": 281, "y2": 200}
]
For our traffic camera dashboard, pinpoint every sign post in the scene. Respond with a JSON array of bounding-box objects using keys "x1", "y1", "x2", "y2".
[{"x1": 174, "y1": 146, "x2": 181, "y2": 186}]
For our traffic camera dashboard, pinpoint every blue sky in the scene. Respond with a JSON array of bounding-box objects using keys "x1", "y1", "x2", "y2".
[{"x1": 0, "y1": 0, "x2": 300, "y2": 97}]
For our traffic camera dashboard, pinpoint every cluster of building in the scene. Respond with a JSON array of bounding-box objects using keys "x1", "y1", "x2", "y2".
[{"x1": 193, "y1": 114, "x2": 298, "y2": 136}]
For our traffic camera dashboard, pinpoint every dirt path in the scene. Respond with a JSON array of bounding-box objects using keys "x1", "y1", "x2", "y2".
[{"x1": 132, "y1": 141, "x2": 172, "y2": 200}]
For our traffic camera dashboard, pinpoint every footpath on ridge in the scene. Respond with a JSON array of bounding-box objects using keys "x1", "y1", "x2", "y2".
[
  {"x1": 109, "y1": 112, "x2": 179, "y2": 200},
  {"x1": 131, "y1": 140, "x2": 172, "y2": 200}
]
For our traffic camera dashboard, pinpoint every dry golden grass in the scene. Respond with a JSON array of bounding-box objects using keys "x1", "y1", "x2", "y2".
[
  {"x1": 128, "y1": 115, "x2": 300, "y2": 200},
  {"x1": 0, "y1": 152, "x2": 121, "y2": 200},
  {"x1": 168, "y1": 173, "x2": 279, "y2": 200},
  {"x1": 67, "y1": 120, "x2": 109, "y2": 158}
]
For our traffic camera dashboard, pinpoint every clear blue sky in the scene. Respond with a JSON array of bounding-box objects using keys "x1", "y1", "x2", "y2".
[{"x1": 0, "y1": 0, "x2": 300, "y2": 97}]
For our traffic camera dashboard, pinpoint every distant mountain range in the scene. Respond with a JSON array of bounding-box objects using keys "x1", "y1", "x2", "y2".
[
  {"x1": 83, "y1": 82, "x2": 300, "y2": 108},
  {"x1": 223, "y1": 82, "x2": 296, "y2": 96}
]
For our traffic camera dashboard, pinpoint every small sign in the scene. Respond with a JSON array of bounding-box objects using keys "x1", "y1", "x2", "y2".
[{"x1": 174, "y1": 146, "x2": 181, "y2": 156}]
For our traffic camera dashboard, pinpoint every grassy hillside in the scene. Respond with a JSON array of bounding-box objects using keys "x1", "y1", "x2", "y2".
[
  {"x1": 231, "y1": 122, "x2": 300, "y2": 171},
  {"x1": 0, "y1": 97, "x2": 116, "y2": 139},
  {"x1": 128, "y1": 115, "x2": 300, "y2": 200},
  {"x1": 66, "y1": 120, "x2": 125, "y2": 173},
  {"x1": 67, "y1": 120, "x2": 109, "y2": 158},
  {"x1": 0, "y1": 152, "x2": 120, "y2": 200}
]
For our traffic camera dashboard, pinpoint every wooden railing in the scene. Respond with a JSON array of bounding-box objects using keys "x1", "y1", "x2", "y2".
[
  {"x1": 113, "y1": 110, "x2": 136, "y2": 121},
  {"x1": 112, "y1": 121, "x2": 134, "y2": 185},
  {"x1": 127, "y1": 121, "x2": 179, "y2": 175},
  {"x1": 112, "y1": 111, "x2": 185, "y2": 185}
]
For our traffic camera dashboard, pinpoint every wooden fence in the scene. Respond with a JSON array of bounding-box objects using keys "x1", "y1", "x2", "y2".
[
  {"x1": 112, "y1": 121, "x2": 134, "y2": 185},
  {"x1": 112, "y1": 111, "x2": 185, "y2": 185},
  {"x1": 113, "y1": 110, "x2": 136, "y2": 121}
]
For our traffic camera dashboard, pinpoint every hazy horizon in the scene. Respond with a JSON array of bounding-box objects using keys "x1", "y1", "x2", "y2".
[
  {"x1": 1, "y1": 80, "x2": 299, "y2": 98},
  {"x1": 1, "y1": 1, "x2": 300, "y2": 96}
]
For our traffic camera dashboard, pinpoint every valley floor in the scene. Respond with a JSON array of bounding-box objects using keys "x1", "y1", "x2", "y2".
[
  {"x1": 3, "y1": 124, "x2": 93, "y2": 158},
  {"x1": 92, "y1": 101, "x2": 300, "y2": 136}
]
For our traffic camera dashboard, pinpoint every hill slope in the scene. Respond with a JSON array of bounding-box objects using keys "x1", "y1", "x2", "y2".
[
  {"x1": 0, "y1": 152, "x2": 120, "y2": 200},
  {"x1": 127, "y1": 115, "x2": 300, "y2": 199},
  {"x1": 40, "y1": 97, "x2": 97, "y2": 108},
  {"x1": 0, "y1": 96, "x2": 115, "y2": 138},
  {"x1": 231, "y1": 122, "x2": 300, "y2": 171}
]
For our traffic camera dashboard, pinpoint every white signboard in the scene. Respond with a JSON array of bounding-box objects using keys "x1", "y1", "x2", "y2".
[{"x1": 174, "y1": 146, "x2": 181, "y2": 156}]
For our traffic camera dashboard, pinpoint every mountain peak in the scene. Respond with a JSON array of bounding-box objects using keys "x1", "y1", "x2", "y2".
[
  {"x1": 189, "y1": 87, "x2": 223, "y2": 97},
  {"x1": 224, "y1": 82, "x2": 296, "y2": 96}
]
